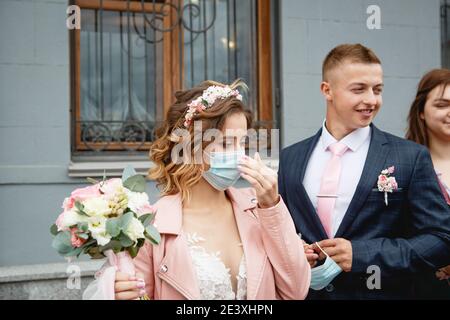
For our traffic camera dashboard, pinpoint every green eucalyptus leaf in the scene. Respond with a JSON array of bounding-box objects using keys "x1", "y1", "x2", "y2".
[
  {"x1": 74, "y1": 201, "x2": 89, "y2": 216},
  {"x1": 52, "y1": 231, "x2": 73, "y2": 255},
  {"x1": 119, "y1": 232, "x2": 134, "y2": 248},
  {"x1": 145, "y1": 224, "x2": 161, "y2": 245},
  {"x1": 106, "y1": 217, "x2": 121, "y2": 237},
  {"x1": 64, "y1": 246, "x2": 84, "y2": 257},
  {"x1": 77, "y1": 222, "x2": 89, "y2": 233},
  {"x1": 50, "y1": 224, "x2": 58, "y2": 236},
  {"x1": 138, "y1": 213, "x2": 155, "y2": 228},
  {"x1": 122, "y1": 165, "x2": 138, "y2": 182},
  {"x1": 123, "y1": 175, "x2": 146, "y2": 193},
  {"x1": 127, "y1": 246, "x2": 139, "y2": 259},
  {"x1": 76, "y1": 232, "x2": 89, "y2": 240},
  {"x1": 99, "y1": 240, "x2": 122, "y2": 253},
  {"x1": 120, "y1": 212, "x2": 134, "y2": 230}
]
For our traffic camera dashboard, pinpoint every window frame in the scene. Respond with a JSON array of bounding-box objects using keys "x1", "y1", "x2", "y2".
[{"x1": 70, "y1": 0, "x2": 274, "y2": 155}]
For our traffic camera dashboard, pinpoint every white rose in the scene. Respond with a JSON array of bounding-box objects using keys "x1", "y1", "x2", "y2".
[
  {"x1": 82, "y1": 197, "x2": 111, "y2": 217},
  {"x1": 124, "y1": 189, "x2": 149, "y2": 214},
  {"x1": 60, "y1": 209, "x2": 86, "y2": 229},
  {"x1": 124, "y1": 217, "x2": 145, "y2": 244},
  {"x1": 87, "y1": 216, "x2": 111, "y2": 246}
]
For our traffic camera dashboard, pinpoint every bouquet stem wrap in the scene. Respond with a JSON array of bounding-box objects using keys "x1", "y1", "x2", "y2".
[
  {"x1": 109, "y1": 250, "x2": 136, "y2": 275},
  {"x1": 82, "y1": 250, "x2": 136, "y2": 300}
]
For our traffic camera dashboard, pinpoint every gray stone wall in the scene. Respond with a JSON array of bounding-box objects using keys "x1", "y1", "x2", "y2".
[{"x1": 280, "y1": 0, "x2": 442, "y2": 147}]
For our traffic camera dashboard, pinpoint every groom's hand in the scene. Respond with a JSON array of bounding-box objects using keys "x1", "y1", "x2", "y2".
[{"x1": 315, "y1": 238, "x2": 353, "y2": 272}]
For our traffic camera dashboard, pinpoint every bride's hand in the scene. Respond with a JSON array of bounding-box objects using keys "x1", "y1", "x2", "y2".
[
  {"x1": 114, "y1": 272, "x2": 146, "y2": 300},
  {"x1": 238, "y1": 152, "x2": 279, "y2": 208}
]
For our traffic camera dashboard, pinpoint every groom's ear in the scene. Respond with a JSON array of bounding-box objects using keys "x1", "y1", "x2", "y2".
[{"x1": 320, "y1": 81, "x2": 333, "y2": 101}]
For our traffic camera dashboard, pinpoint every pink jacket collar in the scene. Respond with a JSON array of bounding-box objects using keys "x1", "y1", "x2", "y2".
[{"x1": 152, "y1": 187, "x2": 265, "y2": 300}]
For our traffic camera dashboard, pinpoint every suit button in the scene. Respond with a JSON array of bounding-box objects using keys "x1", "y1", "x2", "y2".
[
  {"x1": 325, "y1": 284, "x2": 334, "y2": 292},
  {"x1": 160, "y1": 265, "x2": 168, "y2": 273}
]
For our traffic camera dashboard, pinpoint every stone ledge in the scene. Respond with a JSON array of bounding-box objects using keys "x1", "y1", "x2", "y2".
[
  {"x1": 0, "y1": 261, "x2": 105, "y2": 300},
  {"x1": 68, "y1": 160, "x2": 154, "y2": 178},
  {"x1": 0, "y1": 260, "x2": 105, "y2": 283}
]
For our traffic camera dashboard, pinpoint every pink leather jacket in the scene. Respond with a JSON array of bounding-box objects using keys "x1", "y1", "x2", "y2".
[{"x1": 134, "y1": 187, "x2": 311, "y2": 300}]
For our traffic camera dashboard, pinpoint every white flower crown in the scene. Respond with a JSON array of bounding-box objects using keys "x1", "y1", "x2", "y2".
[{"x1": 183, "y1": 85, "x2": 243, "y2": 128}]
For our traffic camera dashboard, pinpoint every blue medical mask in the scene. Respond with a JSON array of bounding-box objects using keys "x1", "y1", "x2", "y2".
[
  {"x1": 202, "y1": 150, "x2": 245, "y2": 191},
  {"x1": 310, "y1": 243, "x2": 343, "y2": 291}
]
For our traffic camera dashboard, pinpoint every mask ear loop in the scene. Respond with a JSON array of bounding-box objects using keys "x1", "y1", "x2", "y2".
[
  {"x1": 314, "y1": 242, "x2": 329, "y2": 258},
  {"x1": 202, "y1": 149, "x2": 213, "y2": 172}
]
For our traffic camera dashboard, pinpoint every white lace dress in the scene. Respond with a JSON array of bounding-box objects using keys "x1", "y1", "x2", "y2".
[{"x1": 186, "y1": 233, "x2": 247, "y2": 300}]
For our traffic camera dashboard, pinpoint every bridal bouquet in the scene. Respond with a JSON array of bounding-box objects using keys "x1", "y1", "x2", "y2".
[{"x1": 50, "y1": 166, "x2": 160, "y2": 266}]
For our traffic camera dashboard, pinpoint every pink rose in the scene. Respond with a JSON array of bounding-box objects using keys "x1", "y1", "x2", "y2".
[
  {"x1": 378, "y1": 175, "x2": 387, "y2": 184},
  {"x1": 55, "y1": 211, "x2": 66, "y2": 231},
  {"x1": 70, "y1": 227, "x2": 87, "y2": 248},
  {"x1": 136, "y1": 203, "x2": 157, "y2": 216},
  {"x1": 70, "y1": 184, "x2": 101, "y2": 203},
  {"x1": 390, "y1": 178, "x2": 398, "y2": 190},
  {"x1": 62, "y1": 197, "x2": 75, "y2": 211}
]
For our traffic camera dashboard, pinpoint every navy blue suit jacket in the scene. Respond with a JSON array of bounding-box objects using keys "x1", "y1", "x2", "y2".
[{"x1": 278, "y1": 125, "x2": 450, "y2": 299}]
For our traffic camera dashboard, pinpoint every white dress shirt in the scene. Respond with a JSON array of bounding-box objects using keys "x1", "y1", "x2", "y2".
[{"x1": 303, "y1": 121, "x2": 371, "y2": 237}]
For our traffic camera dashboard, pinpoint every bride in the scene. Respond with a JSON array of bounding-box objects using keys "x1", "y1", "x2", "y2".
[{"x1": 85, "y1": 79, "x2": 310, "y2": 300}]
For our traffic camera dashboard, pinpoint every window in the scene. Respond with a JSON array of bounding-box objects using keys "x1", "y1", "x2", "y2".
[
  {"x1": 442, "y1": 0, "x2": 450, "y2": 68},
  {"x1": 70, "y1": 0, "x2": 276, "y2": 158}
]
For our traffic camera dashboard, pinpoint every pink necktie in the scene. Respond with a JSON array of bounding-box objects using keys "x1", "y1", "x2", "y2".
[{"x1": 317, "y1": 142, "x2": 349, "y2": 238}]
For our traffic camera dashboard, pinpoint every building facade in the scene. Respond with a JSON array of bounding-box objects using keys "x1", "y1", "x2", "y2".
[{"x1": 0, "y1": 0, "x2": 448, "y2": 298}]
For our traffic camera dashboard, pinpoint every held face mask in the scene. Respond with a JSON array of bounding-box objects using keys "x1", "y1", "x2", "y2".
[
  {"x1": 202, "y1": 150, "x2": 245, "y2": 191},
  {"x1": 309, "y1": 242, "x2": 343, "y2": 291}
]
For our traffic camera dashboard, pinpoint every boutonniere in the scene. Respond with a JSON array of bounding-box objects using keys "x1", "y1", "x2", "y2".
[{"x1": 377, "y1": 166, "x2": 399, "y2": 206}]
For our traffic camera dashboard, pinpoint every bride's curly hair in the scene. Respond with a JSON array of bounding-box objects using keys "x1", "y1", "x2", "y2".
[{"x1": 148, "y1": 79, "x2": 252, "y2": 202}]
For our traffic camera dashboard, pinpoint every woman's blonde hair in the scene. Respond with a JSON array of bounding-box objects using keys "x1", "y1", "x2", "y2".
[{"x1": 148, "y1": 79, "x2": 252, "y2": 202}]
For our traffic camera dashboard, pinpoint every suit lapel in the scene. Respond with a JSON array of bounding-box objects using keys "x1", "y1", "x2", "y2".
[
  {"x1": 293, "y1": 128, "x2": 329, "y2": 240},
  {"x1": 335, "y1": 125, "x2": 389, "y2": 238}
]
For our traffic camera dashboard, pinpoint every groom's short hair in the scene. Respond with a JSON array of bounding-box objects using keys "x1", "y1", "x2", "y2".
[{"x1": 322, "y1": 43, "x2": 381, "y2": 81}]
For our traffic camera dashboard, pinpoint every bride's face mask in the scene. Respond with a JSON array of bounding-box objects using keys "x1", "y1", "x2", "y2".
[
  {"x1": 202, "y1": 149, "x2": 245, "y2": 191},
  {"x1": 201, "y1": 114, "x2": 248, "y2": 191},
  {"x1": 309, "y1": 242, "x2": 343, "y2": 291}
]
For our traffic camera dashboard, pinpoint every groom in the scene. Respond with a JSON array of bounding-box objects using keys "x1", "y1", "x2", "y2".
[{"x1": 278, "y1": 43, "x2": 450, "y2": 299}]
